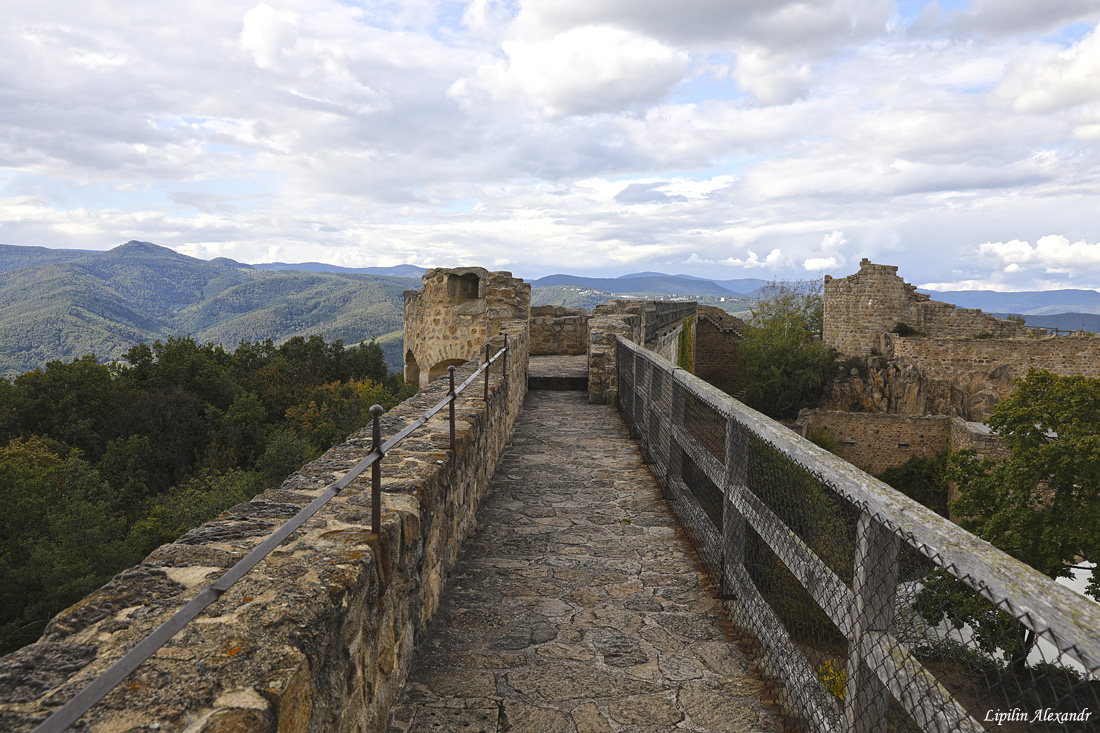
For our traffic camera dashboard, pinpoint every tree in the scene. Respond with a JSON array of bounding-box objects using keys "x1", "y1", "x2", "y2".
[
  {"x1": 739, "y1": 279, "x2": 838, "y2": 419},
  {"x1": 950, "y1": 369, "x2": 1100, "y2": 595},
  {"x1": 919, "y1": 369, "x2": 1100, "y2": 671},
  {"x1": 0, "y1": 438, "x2": 128, "y2": 653}
]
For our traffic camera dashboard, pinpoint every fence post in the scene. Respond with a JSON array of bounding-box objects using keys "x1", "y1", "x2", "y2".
[
  {"x1": 843, "y1": 512, "x2": 901, "y2": 733},
  {"x1": 370, "y1": 404, "x2": 384, "y2": 536},
  {"x1": 721, "y1": 417, "x2": 747, "y2": 600},
  {"x1": 448, "y1": 366, "x2": 456, "y2": 453},
  {"x1": 666, "y1": 374, "x2": 685, "y2": 499}
]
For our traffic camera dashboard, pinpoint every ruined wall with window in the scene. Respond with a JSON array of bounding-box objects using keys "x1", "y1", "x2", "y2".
[
  {"x1": 403, "y1": 268, "x2": 530, "y2": 388},
  {"x1": 823, "y1": 258, "x2": 1027, "y2": 357},
  {"x1": 798, "y1": 409, "x2": 950, "y2": 476}
]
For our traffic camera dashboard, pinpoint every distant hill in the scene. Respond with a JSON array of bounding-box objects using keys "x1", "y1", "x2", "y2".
[
  {"x1": 532, "y1": 273, "x2": 744, "y2": 297},
  {"x1": 618, "y1": 272, "x2": 771, "y2": 295},
  {"x1": 0, "y1": 242, "x2": 418, "y2": 376},
  {"x1": 989, "y1": 312, "x2": 1100, "y2": 334},
  {"x1": 531, "y1": 284, "x2": 753, "y2": 315},
  {"x1": 0, "y1": 243, "x2": 96, "y2": 273},
  {"x1": 921, "y1": 288, "x2": 1100, "y2": 315},
  {"x1": 253, "y1": 262, "x2": 427, "y2": 278}
]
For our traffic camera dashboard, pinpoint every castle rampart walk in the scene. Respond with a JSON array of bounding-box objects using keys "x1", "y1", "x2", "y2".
[{"x1": 388, "y1": 389, "x2": 783, "y2": 732}]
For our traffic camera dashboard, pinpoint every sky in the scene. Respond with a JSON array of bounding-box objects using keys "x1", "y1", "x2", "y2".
[{"x1": 2, "y1": 1, "x2": 1099, "y2": 290}]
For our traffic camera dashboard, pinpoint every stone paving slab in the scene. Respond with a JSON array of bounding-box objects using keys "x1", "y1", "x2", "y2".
[
  {"x1": 528, "y1": 355, "x2": 588, "y2": 378},
  {"x1": 388, "y1": 391, "x2": 784, "y2": 733}
]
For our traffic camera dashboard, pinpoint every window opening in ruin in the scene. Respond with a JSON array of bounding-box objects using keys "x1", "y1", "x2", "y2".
[
  {"x1": 898, "y1": 442, "x2": 910, "y2": 449},
  {"x1": 446, "y1": 273, "x2": 481, "y2": 300},
  {"x1": 405, "y1": 350, "x2": 421, "y2": 387}
]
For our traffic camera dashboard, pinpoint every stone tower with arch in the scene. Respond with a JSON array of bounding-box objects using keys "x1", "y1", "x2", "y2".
[{"x1": 402, "y1": 267, "x2": 531, "y2": 388}]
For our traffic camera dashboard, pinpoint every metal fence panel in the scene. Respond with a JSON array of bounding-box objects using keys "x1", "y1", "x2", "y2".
[{"x1": 615, "y1": 337, "x2": 1100, "y2": 733}]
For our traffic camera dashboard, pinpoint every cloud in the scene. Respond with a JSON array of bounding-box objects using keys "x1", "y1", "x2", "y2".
[
  {"x1": 979, "y1": 235, "x2": 1100, "y2": 273},
  {"x1": 614, "y1": 182, "x2": 685, "y2": 204},
  {"x1": 0, "y1": 1, "x2": 1098, "y2": 288},
  {"x1": 803, "y1": 230, "x2": 847, "y2": 271},
  {"x1": 996, "y1": 26, "x2": 1100, "y2": 113},
  {"x1": 240, "y1": 4, "x2": 300, "y2": 71},
  {"x1": 911, "y1": 0, "x2": 1100, "y2": 38},
  {"x1": 457, "y1": 25, "x2": 689, "y2": 116},
  {"x1": 722, "y1": 249, "x2": 784, "y2": 269}
]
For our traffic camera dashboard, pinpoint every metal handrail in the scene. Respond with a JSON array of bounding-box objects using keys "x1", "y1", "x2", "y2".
[{"x1": 34, "y1": 342, "x2": 511, "y2": 733}]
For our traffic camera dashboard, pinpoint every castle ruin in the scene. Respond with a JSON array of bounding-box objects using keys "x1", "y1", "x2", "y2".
[{"x1": 402, "y1": 267, "x2": 530, "y2": 388}]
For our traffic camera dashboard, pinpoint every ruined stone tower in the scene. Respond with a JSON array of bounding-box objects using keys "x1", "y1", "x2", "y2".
[
  {"x1": 403, "y1": 267, "x2": 531, "y2": 388},
  {"x1": 823, "y1": 258, "x2": 1027, "y2": 357}
]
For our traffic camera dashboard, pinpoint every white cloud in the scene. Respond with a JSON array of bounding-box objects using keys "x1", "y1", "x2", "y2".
[
  {"x1": 996, "y1": 26, "x2": 1100, "y2": 113},
  {"x1": 979, "y1": 234, "x2": 1100, "y2": 271},
  {"x1": 457, "y1": 25, "x2": 689, "y2": 116},
  {"x1": 723, "y1": 249, "x2": 784, "y2": 269},
  {"x1": 803, "y1": 230, "x2": 848, "y2": 271},
  {"x1": 240, "y1": 4, "x2": 300, "y2": 71},
  {"x1": 803, "y1": 256, "x2": 838, "y2": 271}
]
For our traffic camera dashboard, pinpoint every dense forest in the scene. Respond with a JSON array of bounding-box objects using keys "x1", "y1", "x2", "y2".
[{"x1": 0, "y1": 334, "x2": 414, "y2": 654}]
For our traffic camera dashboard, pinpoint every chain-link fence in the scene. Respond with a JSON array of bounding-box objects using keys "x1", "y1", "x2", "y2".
[{"x1": 617, "y1": 337, "x2": 1100, "y2": 733}]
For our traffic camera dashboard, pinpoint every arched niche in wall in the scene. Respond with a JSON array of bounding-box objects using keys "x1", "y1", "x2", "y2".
[
  {"x1": 446, "y1": 272, "x2": 481, "y2": 300},
  {"x1": 405, "y1": 349, "x2": 421, "y2": 387}
]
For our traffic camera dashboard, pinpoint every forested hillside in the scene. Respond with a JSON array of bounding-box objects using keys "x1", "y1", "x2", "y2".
[
  {"x1": 0, "y1": 335, "x2": 414, "y2": 654},
  {"x1": 0, "y1": 242, "x2": 418, "y2": 376}
]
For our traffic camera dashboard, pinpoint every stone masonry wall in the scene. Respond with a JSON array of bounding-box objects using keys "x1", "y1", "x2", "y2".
[
  {"x1": 529, "y1": 305, "x2": 587, "y2": 355},
  {"x1": 884, "y1": 333, "x2": 1100, "y2": 383},
  {"x1": 0, "y1": 325, "x2": 530, "y2": 733},
  {"x1": 949, "y1": 418, "x2": 1009, "y2": 461},
  {"x1": 694, "y1": 305, "x2": 745, "y2": 397},
  {"x1": 587, "y1": 301, "x2": 643, "y2": 405},
  {"x1": 824, "y1": 258, "x2": 1027, "y2": 357},
  {"x1": 404, "y1": 268, "x2": 530, "y2": 387},
  {"x1": 799, "y1": 410, "x2": 950, "y2": 476},
  {"x1": 823, "y1": 333, "x2": 1100, "y2": 422},
  {"x1": 586, "y1": 301, "x2": 695, "y2": 404}
]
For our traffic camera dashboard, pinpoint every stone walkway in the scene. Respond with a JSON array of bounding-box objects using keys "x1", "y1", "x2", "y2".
[{"x1": 388, "y1": 391, "x2": 784, "y2": 732}]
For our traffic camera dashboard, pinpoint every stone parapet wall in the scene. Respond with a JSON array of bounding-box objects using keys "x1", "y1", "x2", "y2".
[
  {"x1": 586, "y1": 301, "x2": 697, "y2": 404},
  {"x1": 529, "y1": 305, "x2": 587, "y2": 355},
  {"x1": 0, "y1": 324, "x2": 530, "y2": 733},
  {"x1": 798, "y1": 410, "x2": 949, "y2": 476},
  {"x1": 884, "y1": 333, "x2": 1100, "y2": 382},
  {"x1": 587, "y1": 312, "x2": 641, "y2": 405},
  {"x1": 824, "y1": 258, "x2": 1026, "y2": 357},
  {"x1": 694, "y1": 305, "x2": 745, "y2": 396}
]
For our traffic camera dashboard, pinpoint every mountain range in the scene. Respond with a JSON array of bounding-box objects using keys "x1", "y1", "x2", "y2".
[
  {"x1": 0, "y1": 242, "x2": 416, "y2": 377},
  {"x1": 1, "y1": 242, "x2": 1098, "y2": 378}
]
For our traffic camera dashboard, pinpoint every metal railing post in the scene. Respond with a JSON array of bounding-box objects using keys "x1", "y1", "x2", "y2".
[
  {"x1": 448, "y1": 366, "x2": 457, "y2": 453},
  {"x1": 371, "y1": 404, "x2": 383, "y2": 535},
  {"x1": 483, "y1": 342, "x2": 490, "y2": 415}
]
